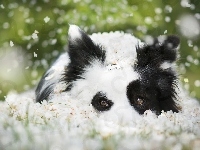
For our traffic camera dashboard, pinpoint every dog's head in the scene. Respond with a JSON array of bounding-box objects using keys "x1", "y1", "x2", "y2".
[{"x1": 36, "y1": 25, "x2": 181, "y2": 121}]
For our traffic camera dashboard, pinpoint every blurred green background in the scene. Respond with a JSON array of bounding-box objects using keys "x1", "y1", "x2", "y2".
[{"x1": 0, "y1": 0, "x2": 200, "y2": 101}]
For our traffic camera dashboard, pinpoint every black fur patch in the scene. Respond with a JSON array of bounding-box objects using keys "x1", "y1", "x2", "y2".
[
  {"x1": 127, "y1": 35, "x2": 180, "y2": 115},
  {"x1": 35, "y1": 70, "x2": 55, "y2": 103},
  {"x1": 63, "y1": 28, "x2": 106, "y2": 91},
  {"x1": 91, "y1": 92, "x2": 114, "y2": 112}
]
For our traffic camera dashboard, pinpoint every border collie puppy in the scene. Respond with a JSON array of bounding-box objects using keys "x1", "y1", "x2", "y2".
[{"x1": 35, "y1": 25, "x2": 181, "y2": 116}]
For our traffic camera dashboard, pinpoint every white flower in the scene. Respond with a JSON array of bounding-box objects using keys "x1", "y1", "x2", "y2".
[
  {"x1": 10, "y1": 41, "x2": 14, "y2": 47},
  {"x1": 44, "y1": 16, "x2": 50, "y2": 23}
]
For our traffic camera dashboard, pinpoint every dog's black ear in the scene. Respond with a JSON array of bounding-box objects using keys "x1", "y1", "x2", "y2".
[
  {"x1": 136, "y1": 35, "x2": 180, "y2": 68},
  {"x1": 64, "y1": 25, "x2": 106, "y2": 91},
  {"x1": 154, "y1": 35, "x2": 180, "y2": 62},
  {"x1": 161, "y1": 35, "x2": 180, "y2": 49},
  {"x1": 68, "y1": 25, "x2": 105, "y2": 67}
]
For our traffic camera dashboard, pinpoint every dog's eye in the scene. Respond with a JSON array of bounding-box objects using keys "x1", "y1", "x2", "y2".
[
  {"x1": 136, "y1": 97, "x2": 144, "y2": 106},
  {"x1": 91, "y1": 92, "x2": 113, "y2": 112},
  {"x1": 128, "y1": 96, "x2": 148, "y2": 114},
  {"x1": 135, "y1": 97, "x2": 146, "y2": 108},
  {"x1": 100, "y1": 99, "x2": 109, "y2": 107}
]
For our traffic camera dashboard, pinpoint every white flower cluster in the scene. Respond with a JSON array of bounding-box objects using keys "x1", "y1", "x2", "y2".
[{"x1": 0, "y1": 89, "x2": 200, "y2": 149}]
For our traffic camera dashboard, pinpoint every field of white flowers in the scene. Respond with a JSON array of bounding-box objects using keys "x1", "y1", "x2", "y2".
[
  {"x1": 0, "y1": 89, "x2": 199, "y2": 150},
  {"x1": 1, "y1": 1, "x2": 200, "y2": 149}
]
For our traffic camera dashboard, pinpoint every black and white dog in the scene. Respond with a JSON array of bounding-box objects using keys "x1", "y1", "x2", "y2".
[{"x1": 35, "y1": 25, "x2": 181, "y2": 116}]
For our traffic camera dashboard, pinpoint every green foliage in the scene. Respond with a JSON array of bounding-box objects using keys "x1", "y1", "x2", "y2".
[{"x1": 0, "y1": 0, "x2": 200, "y2": 100}]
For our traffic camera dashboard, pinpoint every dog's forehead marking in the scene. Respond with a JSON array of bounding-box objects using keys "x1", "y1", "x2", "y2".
[{"x1": 87, "y1": 63, "x2": 138, "y2": 88}]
